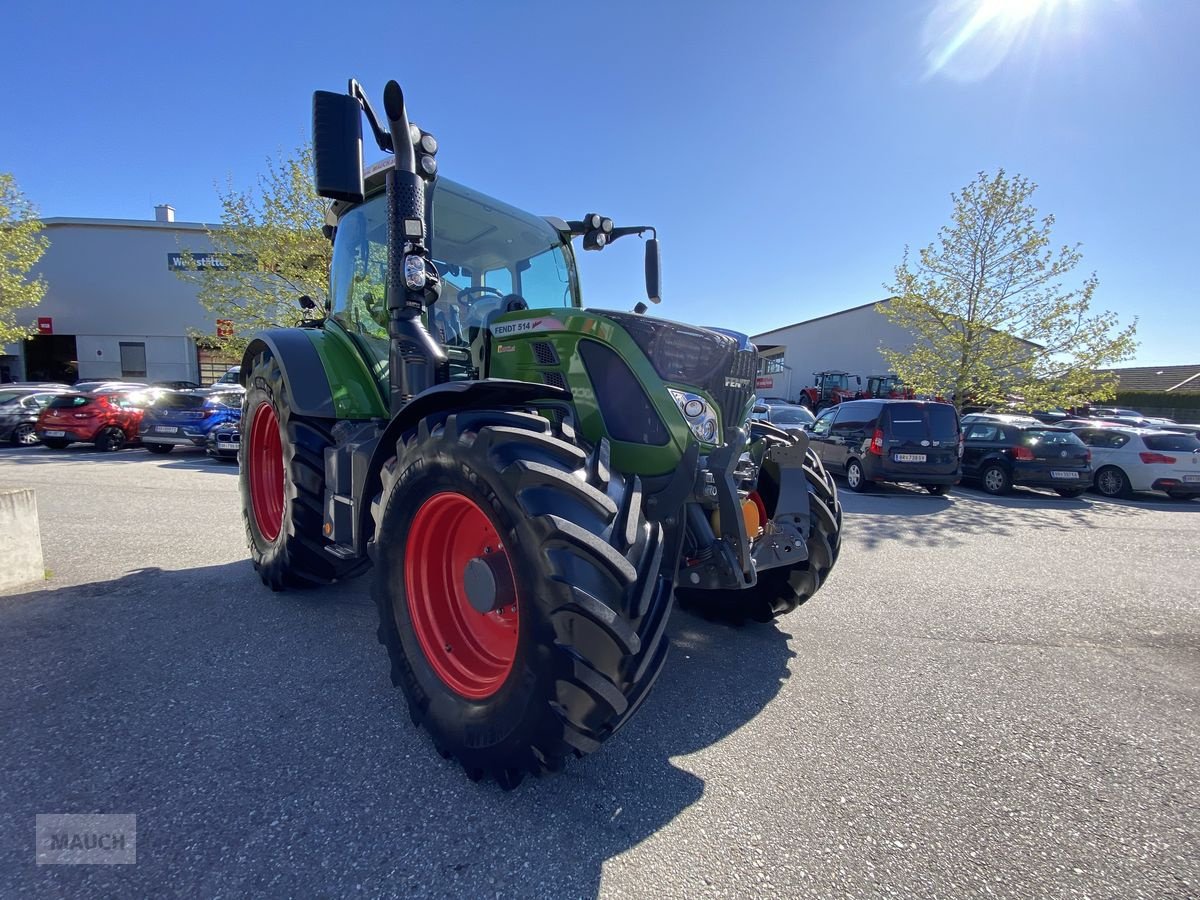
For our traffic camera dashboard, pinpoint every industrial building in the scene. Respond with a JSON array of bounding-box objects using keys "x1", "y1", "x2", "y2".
[
  {"x1": 750, "y1": 299, "x2": 917, "y2": 401},
  {"x1": 0, "y1": 206, "x2": 229, "y2": 385}
]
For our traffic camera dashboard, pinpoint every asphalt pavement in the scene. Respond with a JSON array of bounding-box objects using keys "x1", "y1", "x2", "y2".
[{"x1": 1, "y1": 444, "x2": 1197, "y2": 898}]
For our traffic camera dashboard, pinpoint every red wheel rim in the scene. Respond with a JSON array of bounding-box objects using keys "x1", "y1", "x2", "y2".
[
  {"x1": 248, "y1": 402, "x2": 284, "y2": 542},
  {"x1": 405, "y1": 492, "x2": 519, "y2": 699}
]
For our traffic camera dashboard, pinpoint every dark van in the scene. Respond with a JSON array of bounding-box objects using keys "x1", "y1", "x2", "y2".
[{"x1": 807, "y1": 400, "x2": 961, "y2": 494}]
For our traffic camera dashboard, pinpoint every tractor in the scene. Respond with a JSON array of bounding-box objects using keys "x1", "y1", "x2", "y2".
[
  {"x1": 863, "y1": 374, "x2": 914, "y2": 400},
  {"x1": 796, "y1": 371, "x2": 861, "y2": 412},
  {"x1": 238, "y1": 77, "x2": 842, "y2": 788}
]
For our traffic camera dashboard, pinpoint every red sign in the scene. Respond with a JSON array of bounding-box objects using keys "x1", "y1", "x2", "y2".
[
  {"x1": 216, "y1": 319, "x2": 234, "y2": 339},
  {"x1": 37, "y1": 317, "x2": 53, "y2": 335},
  {"x1": 755, "y1": 376, "x2": 774, "y2": 389}
]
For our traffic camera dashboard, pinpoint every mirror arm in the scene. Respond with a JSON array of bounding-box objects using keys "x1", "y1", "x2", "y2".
[{"x1": 349, "y1": 79, "x2": 394, "y2": 153}]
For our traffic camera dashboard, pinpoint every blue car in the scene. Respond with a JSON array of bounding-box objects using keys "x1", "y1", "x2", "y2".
[{"x1": 139, "y1": 390, "x2": 242, "y2": 455}]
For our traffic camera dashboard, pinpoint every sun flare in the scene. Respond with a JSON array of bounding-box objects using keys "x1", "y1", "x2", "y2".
[{"x1": 924, "y1": 0, "x2": 1082, "y2": 80}]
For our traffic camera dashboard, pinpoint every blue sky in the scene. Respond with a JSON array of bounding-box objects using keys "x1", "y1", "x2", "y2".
[{"x1": 3, "y1": 0, "x2": 1196, "y2": 364}]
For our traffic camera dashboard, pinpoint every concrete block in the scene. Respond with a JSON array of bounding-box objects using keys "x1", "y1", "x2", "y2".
[{"x1": 0, "y1": 488, "x2": 45, "y2": 591}]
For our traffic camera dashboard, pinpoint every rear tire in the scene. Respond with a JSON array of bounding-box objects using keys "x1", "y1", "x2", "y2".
[
  {"x1": 12, "y1": 424, "x2": 38, "y2": 446},
  {"x1": 42, "y1": 438, "x2": 70, "y2": 450},
  {"x1": 677, "y1": 446, "x2": 842, "y2": 624},
  {"x1": 1094, "y1": 466, "x2": 1130, "y2": 499},
  {"x1": 371, "y1": 410, "x2": 675, "y2": 788},
  {"x1": 146, "y1": 443, "x2": 174, "y2": 455},
  {"x1": 846, "y1": 458, "x2": 869, "y2": 492},
  {"x1": 923, "y1": 484, "x2": 950, "y2": 496},
  {"x1": 95, "y1": 427, "x2": 126, "y2": 452},
  {"x1": 240, "y1": 349, "x2": 367, "y2": 590},
  {"x1": 981, "y1": 464, "x2": 1010, "y2": 495}
]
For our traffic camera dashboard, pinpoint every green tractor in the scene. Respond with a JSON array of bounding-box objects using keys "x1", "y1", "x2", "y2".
[{"x1": 239, "y1": 77, "x2": 842, "y2": 787}]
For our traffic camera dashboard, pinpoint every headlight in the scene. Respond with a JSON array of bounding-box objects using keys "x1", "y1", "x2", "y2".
[
  {"x1": 669, "y1": 389, "x2": 719, "y2": 444},
  {"x1": 403, "y1": 254, "x2": 427, "y2": 290}
]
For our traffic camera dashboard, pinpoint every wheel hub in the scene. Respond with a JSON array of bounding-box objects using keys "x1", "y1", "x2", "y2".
[{"x1": 404, "y1": 492, "x2": 519, "y2": 699}]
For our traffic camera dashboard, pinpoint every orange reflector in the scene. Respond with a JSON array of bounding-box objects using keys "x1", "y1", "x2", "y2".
[{"x1": 742, "y1": 497, "x2": 762, "y2": 538}]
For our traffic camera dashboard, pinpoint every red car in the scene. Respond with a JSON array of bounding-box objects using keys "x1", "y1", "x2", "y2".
[{"x1": 35, "y1": 392, "x2": 145, "y2": 451}]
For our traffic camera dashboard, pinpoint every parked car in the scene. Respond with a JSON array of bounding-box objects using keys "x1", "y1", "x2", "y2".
[
  {"x1": 1, "y1": 381, "x2": 71, "y2": 390},
  {"x1": 35, "y1": 392, "x2": 144, "y2": 451},
  {"x1": 807, "y1": 399, "x2": 961, "y2": 494},
  {"x1": 756, "y1": 399, "x2": 815, "y2": 436},
  {"x1": 960, "y1": 412, "x2": 1041, "y2": 429},
  {"x1": 0, "y1": 389, "x2": 67, "y2": 445},
  {"x1": 72, "y1": 380, "x2": 148, "y2": 393},
  {"x1": 961, "y1": 420, "x2": 1092, "y2": 496},
  {"x1": 214, "y1": 366, "x2": 241, "y2": 386},
  {"x1": 206, "y1": 423, "x2": 242, "y2": 460},
  {"x1": 1061, "y1": 425, "x2": 1200, "y2": 499},
  {"x1": 139, "y1": 390, "x2": 243, "y2": 454},
  {"x1": 1163, "y1": 424, "x2": 1200, "y2": 440},
  {"x1": 154, "y1": 380, "x2": 202, "y2": 390}
]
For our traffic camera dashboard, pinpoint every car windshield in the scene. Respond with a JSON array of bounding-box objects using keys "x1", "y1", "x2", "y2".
[
  {"x1": 0, "y1": 391, "x2": 30, "y2": 405},
  {"x1": 1023, "y1": 429, "x2": 1086, "y2": 447},
  {"x1": 887, "y1": 402, "x2": 958, "y2": 442},
  {"x1": 769, "y1": 406, "x2": 815, "y2": 426},
  {"x1": 153, "y1": 393, "x2": 207, "y2": 410},
  {"x1": 1143, "y1": 433, "x2": 1200, "y2": 452},
  {"x1": 49, "y1": 395, "x2": 91, "y2": 409}
]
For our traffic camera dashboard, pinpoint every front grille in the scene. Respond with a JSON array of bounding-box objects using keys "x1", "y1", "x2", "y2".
[
  {"x1": 711, "y1": 348, "x2": 757, "y2": 435},
  {"x1": 541, "y1": 371, "x2": 567, "y2": 391},
  {"x1": 532, "y1": 341, "x2": 559, "y2": 366}
]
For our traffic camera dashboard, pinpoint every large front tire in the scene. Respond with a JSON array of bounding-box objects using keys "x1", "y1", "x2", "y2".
[
  {"x1": 372, "y1": 410, "x2": 675, "y2": 788},
  {"x1": 240, "y1": 349, "x2": 366, "y2": 590},
  {"x1": 678, "y1": 446, "x2": 842, "y2": 624}
]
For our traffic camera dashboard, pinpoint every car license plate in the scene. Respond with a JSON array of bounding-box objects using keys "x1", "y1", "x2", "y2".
[
  {"x1": 894, "y1": 453, "x2": 926, "y2": 463},
  {"x1": 217, "y1": 441, "x2": 239, "y2": 450},
  {"x1": 44, "y1": 430, "x2": 66, "y2": 437},
  {"x1": 154, "y1": 425, "x2": 178, "y2": 434},
  {"x1": 1051, "y1": 470, "x2": 1080, "y2": 479},
  {"x1": 1184, "y1": 474, "x2": 1200, "y2": 484}
]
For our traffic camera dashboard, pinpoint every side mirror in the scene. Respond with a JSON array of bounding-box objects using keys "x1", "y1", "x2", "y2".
[
  {"x1": 312, "y1": 91, "x2": 364, "y2": 203},
  {"x1": 298, "y1": 295, "x2": 316, "y2": 310},
  {"x1": 644, "y1": 238, "x2": 661, "y2": 304}
]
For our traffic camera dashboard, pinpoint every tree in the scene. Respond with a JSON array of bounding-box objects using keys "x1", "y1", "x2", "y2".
[
  {"x1": 175, "y1": 144, "x2": 329, "y2": 355},
  {"x1": 880, "y1": 169, "x2": 1137, "y2": 411},
  {"x1": 0, "y1": 172, "x2": 49, "y2": 345}
]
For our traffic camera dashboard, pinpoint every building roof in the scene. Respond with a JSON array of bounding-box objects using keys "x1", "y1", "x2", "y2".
[
  {"x1": 752, "y1": 297, "x2": 1042, "y2": 350},
  {"x1": 1096, "y1": 364, "x2": 1200, "y2": 393},
  {"x1": 40, "y1": 217, "x2": 214, "y2": 232},
  {"x1": 751, "y1": 299, "x2": 891, "y2": 340}
]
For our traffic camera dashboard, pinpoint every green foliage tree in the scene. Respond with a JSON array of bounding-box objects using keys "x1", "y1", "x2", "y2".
[
  {"x1": 175, "y1": 144, "x2": 329, "y2": 355},
  {"x1": 880, "y1": 169, "x2": 1138, "y2": 411},
  {"x1": 0, "y1": 172, "x2": 49, "y2": 345}
]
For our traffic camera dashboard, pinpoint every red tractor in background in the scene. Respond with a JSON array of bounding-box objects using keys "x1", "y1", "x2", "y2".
[
  {"x1": 863, "y1": 374, "x2": 915, "y2": 400},
  {"x1": 796, "y1": 371, "x2": 861, "y2": 412}
]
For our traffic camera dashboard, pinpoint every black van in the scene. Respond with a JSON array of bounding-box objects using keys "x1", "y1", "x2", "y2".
[{"x1": 807, "y1": 400, "x2": 961, "y2": 494}]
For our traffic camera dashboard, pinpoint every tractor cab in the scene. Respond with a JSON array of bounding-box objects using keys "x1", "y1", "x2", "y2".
[
  {"x1": 799, "y1": 370, "x2": 860, "y2": 411},
  {"x1": 865, "y1": 374, "x2": 911, "y2": 399}
]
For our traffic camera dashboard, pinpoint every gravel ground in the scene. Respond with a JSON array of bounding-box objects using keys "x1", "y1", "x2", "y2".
[{"x1": 1, "y1": 444, "x2": 1197, "y2": 898}]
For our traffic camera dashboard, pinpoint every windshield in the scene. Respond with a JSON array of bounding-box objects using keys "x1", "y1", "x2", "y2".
[
  {"x1": 152, "y1": 393, "x2": 207, "y2": 410},
  {"x1": 1143, "y1": 433, "x2": 1200, "y2": 452},
  {"x1": 1023, "y1": 429, "x2": 1086, "y2": 448},
  {"x1": 769, "y1": 406, "x2": 815, "y2": 426},
  {"x1": 331, "y1": 178, "x2": 577, "y2": 346}
]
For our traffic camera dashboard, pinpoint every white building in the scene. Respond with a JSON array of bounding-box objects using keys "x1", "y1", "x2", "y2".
[
  {"x1": 751, "y1": 299, "x2": 915, "y2": 401},
  {"x1": 1, "y1": 206, "x2": 228, "y2": 385}
]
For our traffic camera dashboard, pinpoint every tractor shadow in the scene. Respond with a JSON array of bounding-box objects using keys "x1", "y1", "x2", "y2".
[{"x1": 0, "y1": 563, "x2": 796, "y2": 898}]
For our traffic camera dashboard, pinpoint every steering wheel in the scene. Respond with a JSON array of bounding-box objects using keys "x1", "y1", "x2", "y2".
[{"x1": 456, "y1": 285, "x2": 512, "y2": 329}]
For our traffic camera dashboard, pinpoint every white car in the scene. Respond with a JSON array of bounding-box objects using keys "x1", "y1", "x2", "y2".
[{"x1": 1067, "y1": 425, "x2": 1200, "y2": 500}]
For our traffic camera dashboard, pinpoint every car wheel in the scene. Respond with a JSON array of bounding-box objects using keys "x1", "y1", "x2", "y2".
[
  {"x1": 95, "y1": 427, "x2": 126, "y2": 452},
  {"x1": 923, "y1": 484, "x2": 950, "y2": 496},
  {"x1": 845, "y1": 459, "x2": 869, "y2": 493},
  {"x1": 1094, "y1": 466, "x2": 1130, "y2": 499},
  {"x1": 981, "y1": 464, "x2": 1010, "y2": 495},
  {"x1": 146, "y1": 443, "x2": 174, "y2": 455},
  {"x1": 1055, "y1": 488, "x2": 1086, "y2": 498},
  {"x1": 11, "y1": 424, "x2": 39, "y2": 446}
]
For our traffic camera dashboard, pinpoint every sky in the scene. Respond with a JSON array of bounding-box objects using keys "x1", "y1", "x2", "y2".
[{"x1": 2, "y1": 0, "x2": 1197, "y2": 365}]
